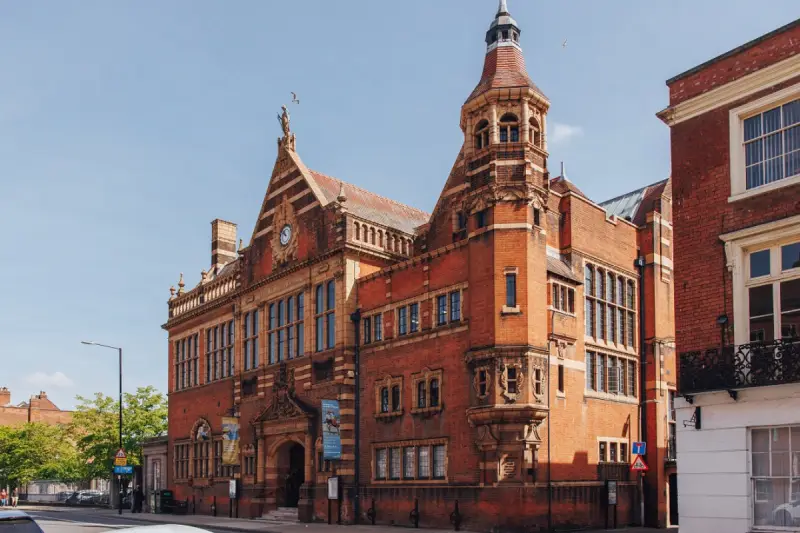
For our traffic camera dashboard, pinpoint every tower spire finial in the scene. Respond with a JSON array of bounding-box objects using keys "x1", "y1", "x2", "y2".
[{"x1": 498, "y1": 0, "x2": 509, "y2": 15}]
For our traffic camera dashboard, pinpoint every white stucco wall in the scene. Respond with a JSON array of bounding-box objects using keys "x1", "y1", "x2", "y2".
[{"x1": 676, "y1": 383, "x2": 800, "y2": 533}]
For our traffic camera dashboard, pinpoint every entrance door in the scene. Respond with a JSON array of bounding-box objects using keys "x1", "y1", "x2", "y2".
[
  {"x1": 669, "y1": 473, "x2": 679, "y2": 525},
  {"x1": 284, "y1": 443, "x2": 305, "y2": 508}
]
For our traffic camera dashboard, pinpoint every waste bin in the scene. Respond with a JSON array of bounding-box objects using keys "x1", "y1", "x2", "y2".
[{"x1": 157, "y1": 490, "x2": 174, "y2": 514}]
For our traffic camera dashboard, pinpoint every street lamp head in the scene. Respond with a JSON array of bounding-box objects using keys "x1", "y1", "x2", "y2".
[{"x1": 81, "y1": 341, "x2": 96, "y2": 346}]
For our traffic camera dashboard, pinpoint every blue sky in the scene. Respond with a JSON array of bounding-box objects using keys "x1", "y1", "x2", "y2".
[{"x1": 1, "y1": 1, "x2": 797, "y2": 410}]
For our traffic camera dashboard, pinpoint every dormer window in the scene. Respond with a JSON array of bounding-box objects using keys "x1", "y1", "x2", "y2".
[
  {"x1": 474, "y1": 120, "x2": 490, "y2": 149},
  {"x1": 502, "y1": 30, "x2": 509, "y2": 40},
  {"x1": 499, "y1": 114, "x2": 519, "y2": 143}
]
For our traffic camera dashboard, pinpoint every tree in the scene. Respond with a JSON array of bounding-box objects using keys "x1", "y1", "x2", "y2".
[
  {"x1": 0, "y1": 423, "x2": 84, "y2": 488},
  {"x1": 70, "y1": 386, "x2": 167, "y2": 480}
]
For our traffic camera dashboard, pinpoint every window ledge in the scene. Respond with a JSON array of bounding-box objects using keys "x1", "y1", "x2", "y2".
[
  {"x1": 549, "y1": 306, "x2": 576, "y2": 318},
  {"x1": 375, "y1": 411, "x2": 403, "y2": 421},
  {"x1": 411, "y1": 406, "x2": 443, "y2": 416},
  {"x1": 583, "y1": 390, "x2": 638, "y2": 404},
  {"x1": 729, "y1": 174, "x2": 800, "y2": 203},
  {"x1": 556, "y1": 391, "x2": 566, "y2": 399},
  {"x1": 501, "y1": 305, "x2": 522, "y2": 315}
]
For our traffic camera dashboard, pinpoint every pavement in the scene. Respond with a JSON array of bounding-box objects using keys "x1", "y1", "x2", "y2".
[{"x1": 20, "y1": 505, "x2": 677, "y2": 533}]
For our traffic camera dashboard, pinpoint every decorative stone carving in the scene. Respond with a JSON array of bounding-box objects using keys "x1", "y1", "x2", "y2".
[
  {"x1": 472, "y1": 365, "x2": 491, "y2": 401},
  {"x1": 191, "y1": 418, "x2": 212, "y2": 441},
  {"x1": 498, "y1": 361, "x2": 524, "y2": 404},
  {"x1": 474, "y1": 424, "x2": 498, "y2": 450},
  {"x1": 529, "y1": 356, "x2": 547, "y2": 403},
  {"x1": 277, "y1": 105, "x2": 296, "y2": 151},
  {"x1": 253, "y1": 362, "x2": 314, "y2": 423},
  {"x1": 272, "y1": 195, "x2": 299, "y2": 266},
  {"x1": 556, "y1": 340, "x2": 567, "y2": 360}
]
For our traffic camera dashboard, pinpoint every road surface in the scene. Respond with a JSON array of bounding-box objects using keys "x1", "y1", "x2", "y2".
[{"x1": 24, "y1": 509, "x2": 226, "y2": 533}]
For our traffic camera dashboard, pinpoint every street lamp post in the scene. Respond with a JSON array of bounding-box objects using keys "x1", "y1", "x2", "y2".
[{"x1": 81, "y1": 341, "x2": 123, "y2": 515}]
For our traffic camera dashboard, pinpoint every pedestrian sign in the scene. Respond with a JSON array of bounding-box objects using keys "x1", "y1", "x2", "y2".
[
  {"x1": 632, "y1": 441, "x2": 646, "y2": 455},
  {"x1": 114, "y1": 449, "x2": 127, "y2": 467},
  {"x1": 630, "y1": 454, "x2": 649, "y2": 472},
  {"x1": 114, "y1": 466, "x2": 133, "y2": 475}
]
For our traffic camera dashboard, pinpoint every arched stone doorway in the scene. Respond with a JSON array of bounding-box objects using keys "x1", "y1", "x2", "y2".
[{"x1": 273, "y1": 440, "x2": 305, "y2": 508}]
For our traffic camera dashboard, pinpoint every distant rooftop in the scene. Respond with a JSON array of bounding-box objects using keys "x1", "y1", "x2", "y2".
[{"x1": 600, "y1": 179, "x2": 669, "y2": 226}]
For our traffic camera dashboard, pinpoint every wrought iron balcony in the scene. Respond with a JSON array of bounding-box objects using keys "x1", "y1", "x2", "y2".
[{"x1": 679, "y1": 338, "x2": 800, "y2": 395}]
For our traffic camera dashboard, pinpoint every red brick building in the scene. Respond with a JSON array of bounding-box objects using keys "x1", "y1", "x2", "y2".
[
  {"x1": 659, "y1": 19, "x2": 800, "y2": 533},
  {"x1": 0, "y1": 388, "x2": 72, "y2": 427},
  {"x1": 164, "y1": 2, "x2": 677, "y2": 530}
]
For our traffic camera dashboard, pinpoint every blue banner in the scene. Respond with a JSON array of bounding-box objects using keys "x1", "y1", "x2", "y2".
[{"x1": 321, "y1": 399, "x2": 341, "y2": 460}]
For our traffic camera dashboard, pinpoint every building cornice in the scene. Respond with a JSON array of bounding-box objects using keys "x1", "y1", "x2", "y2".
[{"x1": 657, "y1": 54, "x2": 800, "y2": 126}]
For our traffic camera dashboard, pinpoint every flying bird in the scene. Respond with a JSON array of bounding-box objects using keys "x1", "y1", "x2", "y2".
[
  {"x1": 562, "y1": 39, "x2": 568, "y2": 49},
  {"x1": 291, "y1": 92, "x2": 300, "y2": 104}
]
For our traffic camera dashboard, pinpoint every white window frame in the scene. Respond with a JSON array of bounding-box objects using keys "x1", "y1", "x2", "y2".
[
  {"x1": 722, "y1": 215, "x2": 800, "y2": 345},
  {"x1": 729, "y1": 83, "x2": 800, "y2": 203},
  {"x1": 749, "y1": 425, "x2": 800, "y2": 531}
]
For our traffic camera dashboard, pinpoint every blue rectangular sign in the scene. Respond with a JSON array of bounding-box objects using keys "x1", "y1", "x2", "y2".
[
  {"x1": 114, "y1": 466, "x2": 134, "y2": 475},
  {"x1": 632, "y1": 442, "x2": 646, "y2": 456},
  {"x1": 321, "y1": 399, "x2": 342, "y2": 460}
]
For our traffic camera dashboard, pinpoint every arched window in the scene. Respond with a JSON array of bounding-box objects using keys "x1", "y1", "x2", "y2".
[
  {"x1": 429, "y1": 379, "x2": 440, "y2": 407},
  {"x1": 530, "y1": 117, "x2": 542, "y2": 147},
  {"x1": 474, "y1": 120, "x2": 490, "y2": 150},
  {"x1": 417, "y1": 381, "x2": 427, "y2": 408},
  {"x1": 380, "y1": 387, "x2": 389, "y2": 413},
  {"x1": 584, "y1": 265, "x2": 594, "y2": 296},
  {"x1": 499, "y1": 114, "x2": 519, "y2": 143},
  {"x1": 378, "y1": 230, "x2": 384, "y2": 248},
  {"x1": 354, "y1": 223, "x2": 360, "y2": 241},
  {"x1": 402, "y1": 240, "x2": 407, "y2": 255},
  {"x1": 391, "y1": 385, "x2": 400, "y2": 412},
  {"x1": 370, "y1": 227, "x2": 376, "y2": 245}
]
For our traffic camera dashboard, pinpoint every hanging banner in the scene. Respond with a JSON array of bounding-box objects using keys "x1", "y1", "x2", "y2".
[
  {"x1": 321, "y1": 399, "x2": 342, "y2": 460},
  {"x1": 222, "y1": 417, "x2": 240, "y2": 465}
]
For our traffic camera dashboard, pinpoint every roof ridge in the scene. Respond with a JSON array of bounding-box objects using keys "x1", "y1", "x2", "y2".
[{"x1": 309, "y1": 170, "x2": 430, "y2": 217}]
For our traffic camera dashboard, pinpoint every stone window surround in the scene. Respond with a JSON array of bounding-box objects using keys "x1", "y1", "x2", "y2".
[
  {"x1": 502, "y1": 266, "x2": 521, "y2": 315},
  {"x1": 550, "y1": 280, "x2": 576, "y2": 316},
  {"x1": 411, "y1": 367, "x2": 443, "y2": 415},
  {"x1": 360, "y1": 282, "x2": 469, "y2": 347},
  {"x1": 728, "y1": 82, "x2": 800, "y2": 203},
  {"x1": 597, "y1": 436, "x2": 630, "y2": 465},
  {"x1": 371, "y1": 438, "x2": 448, "y2": 484},
  {"x1": 722, "y1": 214, "x2": 800, "y2": 345},
  {"x1": 375, "y1": 374, "x2": 403, "y2": 419}
]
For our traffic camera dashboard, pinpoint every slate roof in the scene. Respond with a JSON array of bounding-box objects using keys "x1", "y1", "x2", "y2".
[
  {"x1": 547, "y1": 256, "x2": 582, "y2": 283},
  {"x1": 310, "y1": 171, "x2": 430, "y2": 235},
  {"x1": 600, "y1": 179, "x2": 669, "y2": 226}
]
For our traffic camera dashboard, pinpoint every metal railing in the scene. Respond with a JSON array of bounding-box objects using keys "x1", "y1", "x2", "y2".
[{"x1": 679, "y1": 338, "x2": 800, "y2": 395}]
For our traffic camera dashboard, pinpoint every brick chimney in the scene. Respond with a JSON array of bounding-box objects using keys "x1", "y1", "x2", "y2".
[
  {"x1": 211, "y1": 219, "x2": 237, "y2": 275},
  {"x1": 0, "y1": 387, "x2": 10, "y2": 406}
]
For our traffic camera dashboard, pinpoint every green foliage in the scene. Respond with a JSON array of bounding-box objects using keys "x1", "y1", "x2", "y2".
[
  {"x1": 71, "y1": 386, "x2": 167, "y2": 480},
  {"x1": 0, "y1": 422, "x2": 87, "y2": 488},
  {"x1": 0, "y1": 386, "x2": 167, "y2": 486}
]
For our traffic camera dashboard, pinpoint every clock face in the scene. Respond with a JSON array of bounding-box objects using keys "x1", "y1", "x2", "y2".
[{"x1": 279, "y1": 224, "x2": 292, "y2": 246}]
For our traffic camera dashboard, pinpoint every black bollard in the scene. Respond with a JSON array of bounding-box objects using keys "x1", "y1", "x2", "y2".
[
  {"x1": 212, "y1": 496, "x2": 217, "y2": 517},
  {"x1": 192, "y1": 495, "x2": 196, "y2": 515},
  {"x1": 409, "y1": 498, "x2": 420, "y2": 528},
  {"x1": 450, "y1": 500, "x2": 462, "y2": 531},
  {"x1": 366, "y1": 499, "x2": 376, "y2": 525}
]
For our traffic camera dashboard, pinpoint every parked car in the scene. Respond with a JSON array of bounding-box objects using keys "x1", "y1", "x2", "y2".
[
  {"x1": 65, "y1": 490, "x2": 105, "y2": 506},
  {"x1": 0, "y1": 511, "x2": 45, "y2": 533}
]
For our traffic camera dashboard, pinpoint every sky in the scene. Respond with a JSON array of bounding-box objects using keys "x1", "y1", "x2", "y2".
[{"x1": 1, "y1": 1, "x2": 797, "y2": 411}]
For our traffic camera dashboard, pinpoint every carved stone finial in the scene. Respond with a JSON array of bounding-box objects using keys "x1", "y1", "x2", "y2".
[
  {"x1": 277, "y1": 105, "x2": 297, "y2": 151},
  {"x1": 169, "y1": 285, "x2": 176, "y2": 299},
  {"x1": 201, "y1": 270, "x2": 208, "y2": 283},
  {"x1": 337, "y1": 181, "x2": 347, "y2": 204},
  {"x1": 177, "y1": 273, "x2": 185, "y2": 295},
  {"x1": 238, "y1": 238, "x2": 243, "y2": 252}
]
